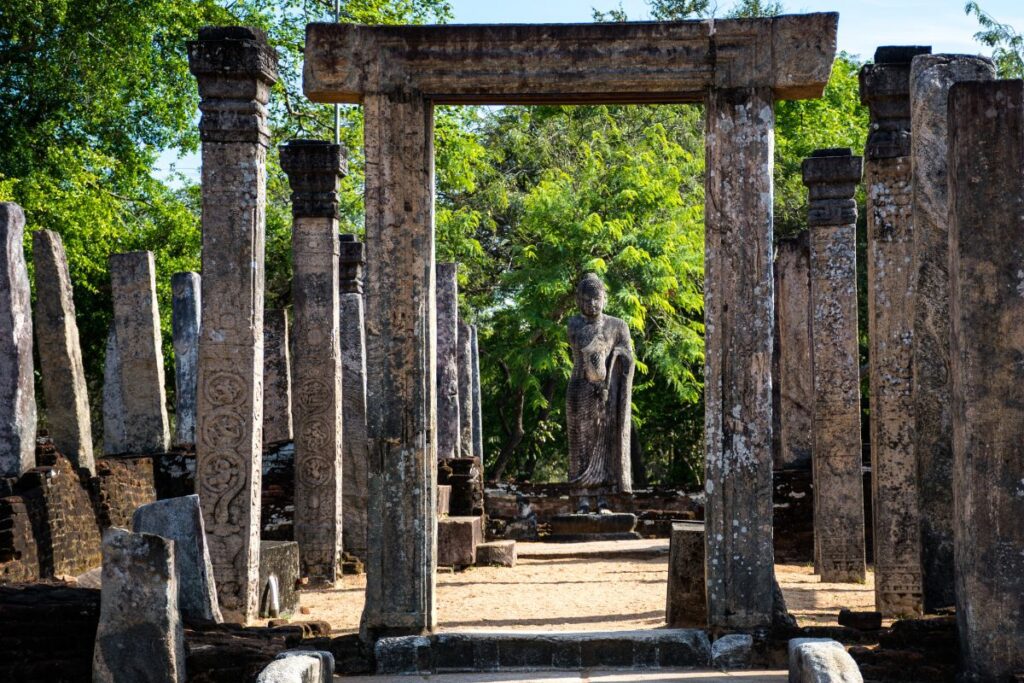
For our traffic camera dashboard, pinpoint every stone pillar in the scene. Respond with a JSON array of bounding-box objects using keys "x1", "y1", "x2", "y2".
[
  {"x1": 172, "y1": 272, "x2": 201, "y2": 450},
  {"x1": 361, "y1": 91, "x2": 437, "y2": 638},
  {"x1": 703, "y1": 87, "x2": 775, "y2": 628},
  {"x1": 860, "y1": 45, "x2": 930, "y2": 616},
  {"x1": 109, "y1": 251, "x2": 170, "y2": 454},
  {"x1": 339, "y1": 234, "x2": 368, "y2": 560},
  {"x1": 948, "y1": 78, "x2": 1024, "y2": 681},
  {"x1": 33, "y1": 229, "x2": 93, "y2": 472},
  {"x1": 470, "y1": 325, "x2": 483, "y2": 461},
  {"x1": 262, "y1": 309, "x2": 293, "y2": 447},
  {"x1": 910, "y1": 53, "x2": 996, "y2": 613},
  {"x1": 103, "y1": 323, "x2": 126, "y2": 455},
  {"x1": 774, "y1": 233, "x2": 813, "y2": 471},
  {"x1": 803, "y1": 149, "x2": 866, "y2": 584},
  {"x1": 436, "y1": 262, "x2": 460, "y2": 461},
  {"x1": 0, "y1": 203, "x2": 35, "y2": 477},
  {"x1": 188, "y1": 26, "x2": 277, "y2": 622},
  {"x1": 457, "y1": 318, "x2": 474, "y2": 459},
  {"x1": 281, "y1": 139, "x2": 346, "y2": 585}
]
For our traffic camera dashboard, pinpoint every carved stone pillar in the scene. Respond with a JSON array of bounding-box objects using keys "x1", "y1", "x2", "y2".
[
  {"x1": 948, "y1": 78, "x2": 1024, "y2": 681},
  {"x1": 703, "y1": 87, "x2": 775, "y2": 629},
  {"x1": 280, "y1": 139, "x2": 346, "y2": 585},
  {"x1": 859, "y1": 45, "x2": 930, "y2": 616},
  {"x1": 774, "y1": 232, "x2": 812, "y2": 471},
  {"x1": 436, "y1": 263, "x2": 460, "y2": 461},
  {"x1": 172, "y1": 272, "x2": 201, "y2": 450},
  {"x1": 803, "y1": 148, "x2": 866, "y2": 584},
  {"x1": 0, "y1": 203, "x2": 35, "y2": 477},
  {"x1": 339, "y1": 235, "x2": 368, "y2": 560},
  {"x1": 188, "y1": 26, "x2": 277, "y2": 622},
  {"x1": 361, "y1": 91, "x2": 437, "y2": 638}
]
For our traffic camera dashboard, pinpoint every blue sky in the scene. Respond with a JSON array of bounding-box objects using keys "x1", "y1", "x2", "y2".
[{"x1": 157, "y1": 0, "x2": 1024, "y2": 182}]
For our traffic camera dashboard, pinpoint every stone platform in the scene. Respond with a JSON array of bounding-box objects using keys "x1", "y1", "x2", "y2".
[{"x1": 547, "y1": 513, "x2": 640, "y2": 542}]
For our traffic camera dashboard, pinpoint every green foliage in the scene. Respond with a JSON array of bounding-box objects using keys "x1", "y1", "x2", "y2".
[
  {"x1": 966, "y1": 2, "x2": 1024, "y2": 78},
  {"x1": 725, "y1": 0, "x2": 785, "y2": 18}
]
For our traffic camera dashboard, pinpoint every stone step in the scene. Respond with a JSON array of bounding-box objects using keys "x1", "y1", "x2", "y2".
[{"x1": 375, "y1": 630, "x2": 712, "y2": 675}]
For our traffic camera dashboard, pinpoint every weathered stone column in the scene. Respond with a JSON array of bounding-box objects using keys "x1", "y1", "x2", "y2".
[
  {"x1": 262, "y1": 309, "x2": 293, "y2": 447},
  {"x1": 281, "y1": 139, "x2": 346, "y2": 585},
  {"x1": 436, "y1": 262, "x2": 460, "y2": 461},
  {"x1": 188, "y1": 26, "x2": 277, "y2": 622},
  {"x1": 948, "y1": 79, "x2": 1024, "y2": 681},
  {"x1": 860, "y1": 45, "x2": 930, "y2": 616},
  {"x1": 33, "y1": 229, "x2": 93, "y2": 472},
  {"x1": 774, "y1": 232, "x2": 813, "y2": 471},
  {"x1": 910, "y1": 53, "x2": 995, "y2": 613},
  {"x1": 361, "y1": 91, "x2": 437, "y2": 638},
  {"x1": 0, "y1": 203, "x2": 35, "y2": 477},
  {"x1": 470, "y1": 325, "x2": 483, "y2": 461},
  {"x1": 457, "y1": 318, "x2": 474, "y2": 458},
  {"x1": 803, "y1": 149, "x2": 866, "y2": 584},
  {"x1": 103, "y1": 323, "x2": 126, "y2": 455},
  {"x1": 172, "y1": 272, "x2": 201, "y2": 450},
  {"x1": 703, "y1": 87, "x2": 775, "y2": 628},
  {"x1": 109, "y1": 251, "x2": 170, "y2": 454},
  {"x1": 339, "y1": 234, "x2": 368, "y2": 560}
]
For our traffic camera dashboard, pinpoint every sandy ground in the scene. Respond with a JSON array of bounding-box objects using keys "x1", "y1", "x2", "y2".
[
  {"x1": 299, "y1": 540, "x2": 876, "y2": 635},
  {"x1": 337, "y1": 670, "x2": 788, "y2": 682}
]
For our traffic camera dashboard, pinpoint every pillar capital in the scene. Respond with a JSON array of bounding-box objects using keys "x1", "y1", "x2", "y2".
[
  {"x1": 339, "y1": 234, "x2": 365, "y2": 294},
  {"x1": 802, "y1": 148, "x2": 863, "y2": 227},
  {"x1": 859, "y1": 46, "x2": 932, "y2": 159},
  {"x1": 280, "y1": 140, "x2": 348, "y2": 219},
  {"x1": 188, "y1": 26, "x2": 279, "y2": 145}
]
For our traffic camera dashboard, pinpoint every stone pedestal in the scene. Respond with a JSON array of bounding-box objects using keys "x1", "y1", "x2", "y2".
[
  {"x1": 774, "y1": 233, "x2": 813, "y2": 471},
  {"x1": 667, "y1": 521, "x2": 706, "y2": 628},
  {"x1": 262, "y1": 309, "x2": 293, "y2": 447},
  {"x1": 803, "y1": 149, "x2": 866, "y2": 584},
  {"x1": 436, "y1": 263, "x2": 460, "y2": 461},
  {"x1": 33, "y1": 229, "x2": 93, "y2": 472},
  {"x1": 470, "y1": 325, "x2": 484, "y2": 461},
  {"x1": 948, "y1": 78, "x2": 1024, "y2": 681},
  {"x1": 188, "y1": 26, "x2": 278, "y2": 622},
  {"x1": 0, "y1": 203, "x2": 34, "y2": 478},
  {"x1": 859, "y1": 46, "x2": 930, "y2": 617},
  {"x1": 281, "y1": 139, "x2": 346, "y2": 585},
  {"x1": 549, "y1": 513, "x2": 639, "y2": 541},
  {"x1": 339, "y1": 235, "x2": 368, "y2": 561},
  {"x1": 909, "y1": 53, "x2": 995, "y2": 613},
  {"x1": 109, "y1": 251, "x2": 170, "y2": 454},
  {"x1": 172, "y1": 272, "x2": 201, "y2": 450},
  {"x1": 703, "y1": 87, "x2": 775, "y2": 629}
]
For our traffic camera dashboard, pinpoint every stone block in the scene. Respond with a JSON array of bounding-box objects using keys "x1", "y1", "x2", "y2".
[
  {"x1": 476, "y1": 540, "x2": 516, "y2": 567},
  {"x1": 437, "y1": 516, "x2": 482, "y2": 567},
  {"x1": 0, "y1": 203, "x2": 35, "y2": 478},
  {"x1": 259, "y1": 540, "x2": 300, "y2": 618},
  {"x1": 712, "y1": 633, "x2": 753, "y2": 670},
  {"x1": 437, "y1": 484, "x2": 451, "y2": 517},
  {"x1": 788, "y1": 639, "x2": 863, "y2": 683},
  {"x1": 92, "y1": 527, "x2": 185, "y2": 683},
  {"x1": 667, "y1": 521, "x2": 706, "y2": 628},
  {"x1": 271, "y1": 650, "x2": 334, "y2": 683},
  {"x1": 375, "y1": 635, "x2": 432, "y2": 675},
  {"x1": 132, "y1": 494, "x2": 222, "y2": 624},
  {"x1": 256, "y1": 653, "x2": 323, "y2": 683}
]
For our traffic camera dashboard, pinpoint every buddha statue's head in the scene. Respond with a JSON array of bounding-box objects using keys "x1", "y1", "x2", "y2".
[{"x1": 576, "y1": 273, "x2": 606, "y2": 321}]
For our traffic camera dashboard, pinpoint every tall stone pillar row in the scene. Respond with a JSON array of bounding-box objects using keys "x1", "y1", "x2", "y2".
[
  {"x1": 280, "y1": 140, "x2": 346, "y2": 585},
  {"x1": 0, "y1": 203, "x2": 35, "y2": 477},
  {"x1": 109, "y1": 251, "x2": 170, "y2": 454},
  {"x1": 457, "y1": 318, "x2": 474, "y2": 459},
  {"x1": 262, "y1": 309, "x2": 293, "y2": 447},
  {"x1": 774, "y1": 233, "x2": 813, "y2": 472},
  {"x1": 470, "y1": 325, "x2": 484, "y2": 462},
  {"x1": 803, "y1": 149, "x2": 867, "y2": 584},
  {"x1": 436, "y1": 263, "x2": 460, "y2": 461},
  {"x1": 188, "y1": 26, "x2": 278, "y2": 622},
  {"x1": 33, "y1": 230, "x2": 93, "y2": 472},
  {"x1": 703, "y1": 87, "x2": 775, "y2": 629},
  {"x1": 948, "y1": 79, "x2": 1024, "y2": 681},
  {"x1": 172, "y1": 272, "x2": 201, "y2": 450},
  {"x1": 361, "y1": 92, "x2": 437, "y2": 638},
  {"x1": 859, "y1": 46, "x2": 929, "y2": 617},
  {"x1": 909, "y1": 53, "x2": 995, "y2": 613},
  {"x1": 339, "y1": 234, "x2": 368, "y2": 561}
]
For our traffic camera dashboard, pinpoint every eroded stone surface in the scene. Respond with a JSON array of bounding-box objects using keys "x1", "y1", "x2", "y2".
[
  {"x1": 436, "y1": 263, "x2": 460, "y2": 462},
  {"x1": 263, "y1": 309, "x2": 293, "y2": 447},
  {"x1": 339, "y1": 235, "x2": 368, "y2": 561},
  {"x1": 667, "y1": 521, "x2": 706, "y2": 628},
  {"x1": 788, "y1": 639, "x2": 862, "y2": 683},
  {"x1": 0, "y1": 203, "x2": 35, "y2": 477},
  {"x1": 711, "y1": 634, "x2": 753, "y2": 670},
  {"x1": 774, "y1": 233, "x2": 812, "y2": 471},
  {"x1": 33, "y1": 229, "x2": 92, "y2": 471},
  {"x1": 172, "y1": 272, "x2": 201, "y2": 449}
]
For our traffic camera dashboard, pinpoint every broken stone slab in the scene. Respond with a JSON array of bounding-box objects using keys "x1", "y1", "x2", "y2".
[
  {"x1": 131, "y1": 494, "x2": 222, "y2": 624},
  {"x1": 667, "y1": 521, "x2": 706, "y2": 628},
  {"x1": 476, "y1": 540, "x2": 516, "y2": 568},
  {"x1": 0, "y1": 202, "x2": 36, "y2": 478},
  {"x1": 171, "y1": 272, "x2": 201, "y2": 449},
  {"x1": 274, "y1": 651, "x2": 334, "y2": 683},
  {"x1": 33, "y1": 229, "x2": 93, "y2": 472},
  {"x1": 92, "y1": 527, "x2": 186, "y2": 683},
  {"x1": 256, "y1": 652, "x2": 327, "y2": 683},
  {"x1": 437, "y1": 516, "x2": 482, "y2": 568},
  {"x1": 711, "y1": 633, "x2": 753, "y2": 670},
  {"x1": 259, "y1": 540, "x2": 300, "y2": 619},
  {"x1": 788, "y1": 639, "x2": 863, "y2": 683}
]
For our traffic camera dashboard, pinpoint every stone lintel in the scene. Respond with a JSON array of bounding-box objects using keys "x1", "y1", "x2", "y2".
[
  {"x1": 339, "y1": 234, "x2": 365, "y2": 295},
  {"x1": 303, "y1": 14, "x2": 837, "y2": 105},
  {"x1": 859, "y1": 46, "x2": 932, "y2": 159},
  {"x1": 802, "y1": 149, "x2": 863, "y2": 227},
  {"x1": 280, "y1": 140, "x2": 348, "y2": 218},
  {"x1": 188, "y1": 27, "x2": 279, "y2": 145}
]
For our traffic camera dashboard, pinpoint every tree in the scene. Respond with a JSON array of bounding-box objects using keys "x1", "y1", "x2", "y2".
[{"x1": 966, "y1": 2, "x2": 1024, "y2": 78}]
